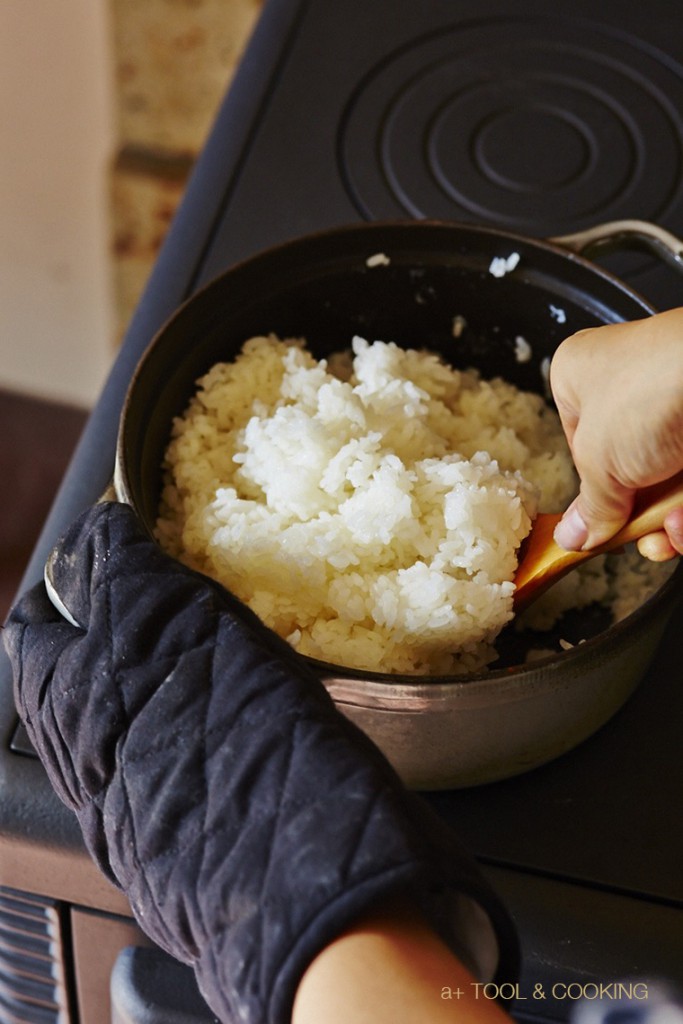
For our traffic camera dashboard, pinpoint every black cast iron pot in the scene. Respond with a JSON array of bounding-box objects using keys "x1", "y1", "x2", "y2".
[{"x1": 113, "y1": 219, "x2": 683, "y2": 788}]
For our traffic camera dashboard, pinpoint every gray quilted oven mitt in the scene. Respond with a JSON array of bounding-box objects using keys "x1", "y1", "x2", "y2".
[{"x1": 4, "y1": 501, "x2": 519, "y2": 1024}]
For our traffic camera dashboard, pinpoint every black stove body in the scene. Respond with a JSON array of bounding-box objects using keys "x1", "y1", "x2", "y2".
[{"x1": 1, "y1": 2, "x2": 682, "y2": 1021}]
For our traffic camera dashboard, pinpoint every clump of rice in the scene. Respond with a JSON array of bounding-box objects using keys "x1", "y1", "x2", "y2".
[{"x1": 155, "y1": 334, "x2": 670, "y2": 675}]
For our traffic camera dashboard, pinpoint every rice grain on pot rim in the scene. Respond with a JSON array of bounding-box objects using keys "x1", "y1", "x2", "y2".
[{"x1": 155, "y1": 334, "x2": 669, "y2": 675}]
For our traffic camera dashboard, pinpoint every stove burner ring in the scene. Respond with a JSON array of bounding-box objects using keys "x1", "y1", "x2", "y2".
[{"x1": 338, "y1": 17, "x2": 683, "y2": 237}]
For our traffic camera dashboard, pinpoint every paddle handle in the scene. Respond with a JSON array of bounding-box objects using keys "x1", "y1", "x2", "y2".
[
  {"x1": 605, "y1": 470, "x2": 683, "y2": 549},
  {"x1": 512, "y1": 470, "x2": 683, "y2": 612}
]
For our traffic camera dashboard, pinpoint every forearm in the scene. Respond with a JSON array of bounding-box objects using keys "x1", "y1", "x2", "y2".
[{"x1": 292, "y1": 898, "x2": 513, "y2": 1024}]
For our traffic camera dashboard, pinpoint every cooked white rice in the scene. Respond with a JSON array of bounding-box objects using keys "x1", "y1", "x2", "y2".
[{"x1": 155, "y1": 334, "x2": 670, "y2": 675}]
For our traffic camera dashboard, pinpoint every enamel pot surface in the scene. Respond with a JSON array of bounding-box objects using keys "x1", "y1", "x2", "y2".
[{"x1": 115, "y1": 220, "x2": 683, "y2": 789}]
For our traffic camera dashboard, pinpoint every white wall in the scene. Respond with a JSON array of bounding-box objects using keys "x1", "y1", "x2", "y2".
[{"x1": 0, "y1": 1, "x2": 116, "y2": 407}]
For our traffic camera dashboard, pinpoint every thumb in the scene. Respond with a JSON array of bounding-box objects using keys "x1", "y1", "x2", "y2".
[
  {"x1": 43, "y1": 503, "x2": 123, "y2": 629},
  {"x1": 44, "y1": 501, "x2": 154, "y2": 630},
  {"x1": 554, "y1": 477, "x2": 635, "y2": 551}
]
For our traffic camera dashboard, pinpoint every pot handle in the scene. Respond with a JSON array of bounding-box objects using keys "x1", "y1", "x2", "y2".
[
  {"x1": 552, "y1": 219, "x2": 683, "y2": 275},
  {"x1": 99, "y1": 480, "x2": 118, "y2": 503}
]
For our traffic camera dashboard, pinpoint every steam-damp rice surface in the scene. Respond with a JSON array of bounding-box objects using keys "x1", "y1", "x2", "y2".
[{"x1": 155, "y1": 335, "x2": 669, "y2": 674}]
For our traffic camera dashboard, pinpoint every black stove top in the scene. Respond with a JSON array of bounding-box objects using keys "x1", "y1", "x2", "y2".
[
  {"x1": 2, "y1": 1, "x2": 682, "y2": 1019},
  {"x1": 195, "y1": 0, "x2": 683, "y2": 311}
]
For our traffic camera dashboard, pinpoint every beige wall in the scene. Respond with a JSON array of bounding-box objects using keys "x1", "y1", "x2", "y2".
[
  {"x1": 0, "y1": 1, "x2": 115, "y2": 406},
  {"x1": 0, "y1": 0, "x2": 262, "y2": 407}
]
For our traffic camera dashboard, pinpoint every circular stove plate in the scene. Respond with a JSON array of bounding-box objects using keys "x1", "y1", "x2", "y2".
[{"x1": 338, "y1": 15, "x2": 683, "y2": 239}]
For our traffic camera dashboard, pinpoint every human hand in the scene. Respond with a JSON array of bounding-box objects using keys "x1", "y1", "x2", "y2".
[
  {"x1": 3, "y1": 501, "x2": 518, "y2": 1023},
  {"x1": 550, "y1": 308, "x2": 683, "y2": 560}
]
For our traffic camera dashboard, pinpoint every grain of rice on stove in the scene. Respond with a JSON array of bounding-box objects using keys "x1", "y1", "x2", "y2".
[{"x1": 155, "y1": 334, "x2": 670, "y2": 675}]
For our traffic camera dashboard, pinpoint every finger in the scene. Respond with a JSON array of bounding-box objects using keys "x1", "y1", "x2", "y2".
[{"x1": 637, "y1": 530, "x2": 677, "y2": 562}]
